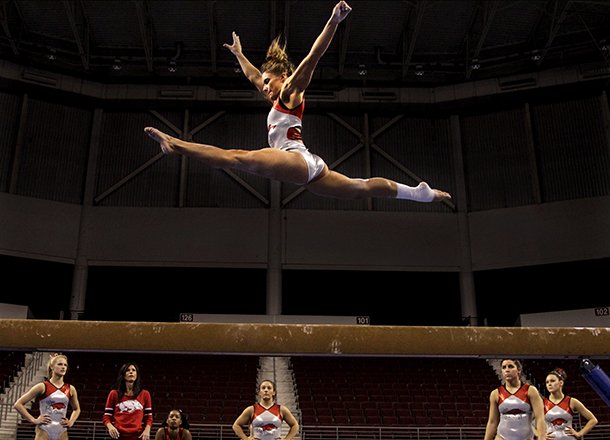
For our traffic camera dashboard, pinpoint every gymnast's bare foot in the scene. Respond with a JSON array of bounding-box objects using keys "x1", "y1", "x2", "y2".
[
  {"x1": 144, "y1": 127, "x2": 176, "y2": 155},
  {"x1": 432, "y1": 188, "x2": 451, "y2": 202}
]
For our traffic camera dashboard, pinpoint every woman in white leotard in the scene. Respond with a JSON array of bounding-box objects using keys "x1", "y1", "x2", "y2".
[
  {"x1": 232, "y1": 379, "x2": 299, "y2": 440},
  {"x1": 13, "y1": 353, "x2": 81, "y2": 440},
  {"x1": 541, "y1": 367, "x2": 597, "y2": 440},
  {"x1": 145, "y1": 1, "x2": 451, "y2": 204},
  {"x1": 483, "y1": 359, "x2": 546, "y2": 440}
]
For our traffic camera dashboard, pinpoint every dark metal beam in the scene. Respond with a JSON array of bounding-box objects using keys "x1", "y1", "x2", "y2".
[
  {"x1": 134, "y1": 0, "x2": 154, "y2": 72},
  {"x1": 62, "y1": 0, "x2": 89, "y2": 70},
  {"x1": 402, "y1": 0, "x2": 427, "y2": 79},
  {"x1": 577, "y1": 11, "x2": 610, "y2": 67},
  {"x1": 283, "y1": 0, "x2": 290, "y2": 46},
  {"x1": 269, "y1": 0, "x2": 277, "y2": 42},
  {"x1": 337, "y1": 10, "x2": 350, "y2": 77},
  {"x1": 526, "y1": 0, "x2": 553, "y2": 47},
  {"x1": 536, "y1": 0, "x2": 571, "y2": 66},
  {"x1": 0, "y1": 0, "x2": 19, "y2": 55},
  {"x1": 466, "y1": 0, "x2": 500, "y2": 79},
  {"x1": 208, "y1": 1, "x2": 217, "y2": 73},
  {"x1": 571, "y1": 0, "x2": 610, "y2": 5}
]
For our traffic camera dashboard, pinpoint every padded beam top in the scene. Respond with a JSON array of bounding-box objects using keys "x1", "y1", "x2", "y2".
[{"x1": 1, "y1": 319, "x2": 609, "y2": 358}]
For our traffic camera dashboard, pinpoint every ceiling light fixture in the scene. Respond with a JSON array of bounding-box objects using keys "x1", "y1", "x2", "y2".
[
  {"x1": 530, "y1": 50, "x2": 542, "y2": 61},
  {"x1": 167, "y1": 41, "x2": 183, "y2": 73}
]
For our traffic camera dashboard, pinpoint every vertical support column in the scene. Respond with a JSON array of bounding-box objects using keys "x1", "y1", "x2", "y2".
[
  {"x1": 363, "y1": 112, "x2": 373, "y2": 211},
  {"x1": 459, "y1": 270, "x2": 477, "y2": 325},
  {"x1": 9, "y1": 93, "x2": 28, "y2": 193},
  {"x1": 69, "y1": 108, "x2": 102, "y2": 320},
  {"x1": 266, "y1": 180, "x2": 282, "y2": 315},
  {"x1": 450, "y1": 115, "x2": 477, "y2": 326},
  {"x1": 523, "y1": 102, "x2": 542, "y2": 203},
  {"x1": 600, "y1": 91, "x2": 610, "y2": 175},
  {"x1": 179, "y1": 109, "x2": 190, "y2": 208},
  {"x1": 70, "y1": 257, "x2": 88, "y2": 320}
]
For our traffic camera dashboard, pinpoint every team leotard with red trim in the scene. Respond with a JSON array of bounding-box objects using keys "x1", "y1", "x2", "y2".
[
  {"x1": 251, "y1": 402, "x2": 283, "y2": 440},
  {"x1": 497, "y1": 383, "x2": 533, "y2": 440},
  {"x1": 267, "y1": 98, "x2": 326, "y2": 183},
  {"x1": 36, "y1": 380, "x2": 71, "y2": 440},
  {"x1": 544, "y1": 395, "x2": 574, "y2": 440}
]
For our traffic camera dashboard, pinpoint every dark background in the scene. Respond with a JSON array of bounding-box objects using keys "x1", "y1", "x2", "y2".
[{"x1": 3, "y1": 254, "x2": 608, "y2": 326}]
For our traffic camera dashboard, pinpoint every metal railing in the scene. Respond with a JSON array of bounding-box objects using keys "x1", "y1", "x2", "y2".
[
  {"x1": 0, "y1": 352, "x2": 45, "y2": 422},
  {"x1": 13, "y1": 421, "x2": 610, "y2": 440}
]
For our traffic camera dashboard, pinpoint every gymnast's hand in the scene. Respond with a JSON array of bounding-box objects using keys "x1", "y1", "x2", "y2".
[
  {"x1": 223, "y1": 31, "x2": 242, "y2": 56},
  {"x1": 331, "y1": 1, "x2": 352, "y2": 24},
  {"x1": 35, "y1": 414, "x2": 52, "y2": 425}
]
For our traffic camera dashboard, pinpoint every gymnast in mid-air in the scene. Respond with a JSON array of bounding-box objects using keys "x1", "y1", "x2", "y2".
[{"x1": 145, "y1": 1, "x2": 451, "y2": 203}]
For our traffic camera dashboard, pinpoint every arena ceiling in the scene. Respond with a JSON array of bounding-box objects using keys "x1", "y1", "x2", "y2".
[{"x1": 0, "y1": 0, "x2": 609, "y2": 90}]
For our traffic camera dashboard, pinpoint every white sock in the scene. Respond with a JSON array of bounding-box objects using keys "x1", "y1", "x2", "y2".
[{"x1": 395, "y1": 182, "x2": 435, "y2": 202}]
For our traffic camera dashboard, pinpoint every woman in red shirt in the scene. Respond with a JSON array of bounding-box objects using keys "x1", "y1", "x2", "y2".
[{"x1": 103, "y1": 363, "x2": 153, "y2": 440}]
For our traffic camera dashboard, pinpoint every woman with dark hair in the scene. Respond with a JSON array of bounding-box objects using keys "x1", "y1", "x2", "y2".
[
  {"x1": 484, "y1": 359, "x2": 546, "y2": 440},
  {"x1": 103, "y1": 363, "x2": 153, "y2": 440},
  {"x1": 542, "y1": 367, "x2": 597, "y2": 439},
  {"x1": 155, "y1": 409, "x2": 192, "y2": 440},
  {"x1": 233, "y1": 379, "x2": 299, "y2": 440},
  {"x1": 145, "y1": 1, "x2": 450, "y2": 204}
]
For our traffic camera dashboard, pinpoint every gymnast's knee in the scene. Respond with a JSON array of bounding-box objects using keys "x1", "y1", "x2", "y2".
[{"x1": 342, "y1": 178, "x2": 371, "y2": 199}]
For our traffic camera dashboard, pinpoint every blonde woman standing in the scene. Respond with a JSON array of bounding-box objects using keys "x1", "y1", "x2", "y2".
[{"x1": 14, "y1": 353, "x2": 81, "y2": 440}]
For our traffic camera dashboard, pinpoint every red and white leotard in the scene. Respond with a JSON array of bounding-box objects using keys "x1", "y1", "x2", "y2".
[
  {"x1": 36, "y1": 380, "x2": 71, "y2": 440},
  {"x1": 251, "y1": 402, "x2": 283, "y2": 440},
  {"x1": 497, "y1": 383, "x2": 533, "y2": 440},
  {"x1": 267, "y1": 98, "x2": 326, "y2": 183},
  {"x1": 544, "y1": 395, "x2": 574, "y2": 439},
  {"x1": 160, "y1": 426, "x2": 187, "y2": 439}
]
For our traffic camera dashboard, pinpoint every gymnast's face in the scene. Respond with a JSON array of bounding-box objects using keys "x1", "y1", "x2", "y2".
[
  {"x1": 501, "y1": 359, "x2": 520, "y2": 381},
  {"x1": 50, "y1": 356, "x2": 68, "y2": 376},
  {"x1": 258, "y1": 380, "x2": 276, "y2": 403},
  {"x1": 546, "y1": 374, "x2": 562, "y2": 393},
  {"x1": 167, "y1": 410, "x2": 182, "y2": 429},
  {"x1": 262, "y1": 71, "x2": 287, "y2": 101}
]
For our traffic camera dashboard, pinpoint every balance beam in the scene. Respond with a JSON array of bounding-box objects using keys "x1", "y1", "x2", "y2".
[{"x1": 1, "y1": 319, "x2": 609, "y2": 358}]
